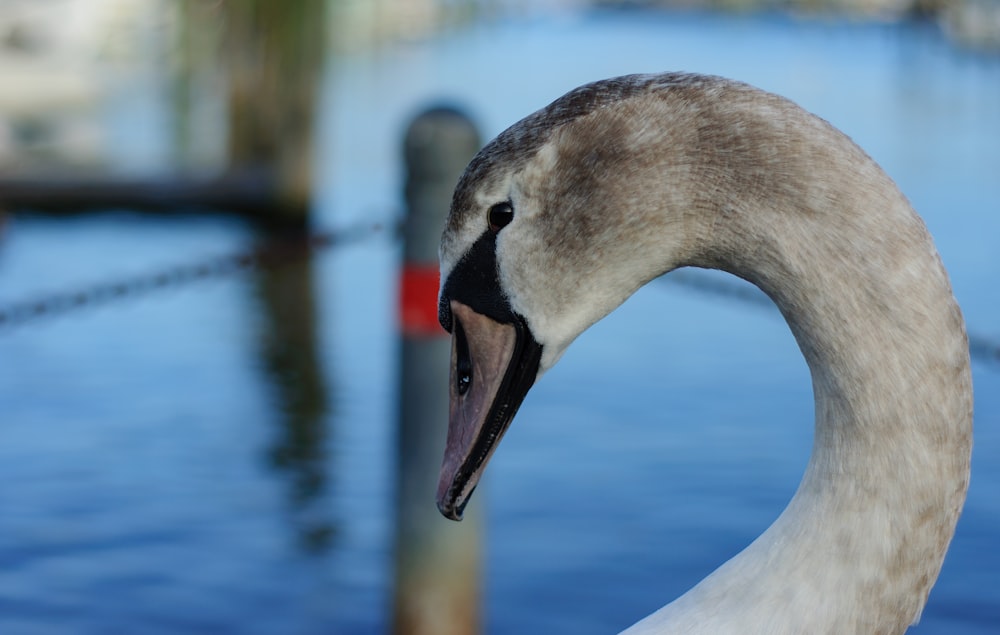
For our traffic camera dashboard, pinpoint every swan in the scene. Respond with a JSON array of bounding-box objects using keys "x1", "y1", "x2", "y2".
[{"x1": 433, "y1": 72, "x2": 972, "y2": 634}]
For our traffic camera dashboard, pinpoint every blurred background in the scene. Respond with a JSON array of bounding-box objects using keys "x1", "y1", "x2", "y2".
[{"x1": 0, "y1": 1, "x2": 997, "y2": 633}]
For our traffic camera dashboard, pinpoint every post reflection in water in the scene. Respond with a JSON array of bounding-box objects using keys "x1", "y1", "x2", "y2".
[{"x1": 251, "y1": 247, "x2": 337, "y2": 554}]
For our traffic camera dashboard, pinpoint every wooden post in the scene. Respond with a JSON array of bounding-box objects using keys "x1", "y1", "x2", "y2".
[
  {"x1": 394, "y1": 107, "x2": 483, "y2": 635},
  {"x1": 221, "y1": 0, "x2": 326, "y2": 228}
]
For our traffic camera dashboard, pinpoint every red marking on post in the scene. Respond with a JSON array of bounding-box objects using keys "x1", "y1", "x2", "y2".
[{"x1": 400, "y1": 264, "x2": 446, "y2": 337}]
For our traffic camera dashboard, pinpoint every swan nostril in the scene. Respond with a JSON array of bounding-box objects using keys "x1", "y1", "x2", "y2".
[{"x1": 454, "y1": 319, "x2": 473, "y2": 396}]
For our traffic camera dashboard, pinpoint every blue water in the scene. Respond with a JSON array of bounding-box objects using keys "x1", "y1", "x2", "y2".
[{"x1": 1, "y1": 8, "x2": 998, "y2": 634}]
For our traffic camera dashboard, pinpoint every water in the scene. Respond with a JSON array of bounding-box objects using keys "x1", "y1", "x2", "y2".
[{"x1": 1, "y1": 8, "x2": 998, "y2": 634}]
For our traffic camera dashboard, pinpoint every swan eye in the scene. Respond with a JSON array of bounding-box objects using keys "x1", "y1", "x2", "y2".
[{"x1": 488, "y1": 202, "x2": 514, "y2": 233}]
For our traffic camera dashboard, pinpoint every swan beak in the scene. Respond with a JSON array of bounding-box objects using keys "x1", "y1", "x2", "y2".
[{"x1": 436, "y1": 301, "x2": 542, "y2": 521}]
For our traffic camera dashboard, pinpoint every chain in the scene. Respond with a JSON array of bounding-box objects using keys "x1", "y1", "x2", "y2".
[
  {"x1": 2, "y1": 227, "x2": 997, "y2": 371},
  {"x1": 663, "y1": 269, "x2": 775, "y2": 310},
  {"x1": 661, "y1": 269, "x2": 1000, "y2": 370},
  {"x1": 969, "y1": 333, "x2": 1000, "y2": 367},
  {"x1": 0, "y1": 219, "x2": 394, "y2": 333}
]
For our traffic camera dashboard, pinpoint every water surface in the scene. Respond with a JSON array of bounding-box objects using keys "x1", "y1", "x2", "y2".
[{"x1": 1, "y1": 9, "x2": 998, "y2": 634}]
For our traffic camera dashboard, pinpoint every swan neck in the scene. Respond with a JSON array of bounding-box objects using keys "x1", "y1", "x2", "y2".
[{"x1": 648, "y1": 170, "x2": 973, "y2": 633}]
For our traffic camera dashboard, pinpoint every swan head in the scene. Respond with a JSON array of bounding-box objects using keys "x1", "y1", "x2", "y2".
[{"x1": 435, "y1": 74, "x2": 702, "y2": 520}]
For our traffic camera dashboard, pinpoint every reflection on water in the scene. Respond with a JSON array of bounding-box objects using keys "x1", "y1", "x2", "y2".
[{"x1": 253, "y1": 247, "x2": 337, "y2": 554}]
